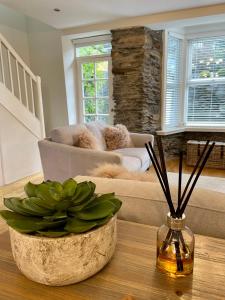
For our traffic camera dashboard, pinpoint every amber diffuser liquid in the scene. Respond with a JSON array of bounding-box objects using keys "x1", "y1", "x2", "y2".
[{"x1": 157, "y1": 243, "x2": 194, "y2": 278}]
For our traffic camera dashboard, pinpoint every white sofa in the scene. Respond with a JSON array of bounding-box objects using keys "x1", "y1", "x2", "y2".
[
  {"x1": 75, "y1": 176, "x2": 225, "y2": 239},
  {"x1": 38, "y1": 122, "x2": 154, "y2": 182}
]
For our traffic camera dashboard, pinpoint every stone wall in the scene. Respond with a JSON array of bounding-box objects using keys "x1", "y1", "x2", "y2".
[
  {"x1": 111, "y1": 27, "x2": 162, "y2": 134},
  {"x1": 162, "y1": 132, "x2": 225, "y2": 158}
]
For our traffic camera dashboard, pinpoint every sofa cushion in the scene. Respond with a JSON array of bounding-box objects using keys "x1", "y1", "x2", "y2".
[
  {"x1": 104, "y1": 124, "x2": 133, "y2": 151},
  {"x1": 50, "y1": 124, "x2": 86, "y2": 146},
  {"x1": 113, "y1": 148, "x2": 149, "y2": 168},
  {"x1": 86, "y1": 121, "x2": 107, "y2": 151},
  {"x1": 121, "y1": 156, "x2": 142, "y2": 171},
  {"x1": 77, "y1": 129, "x2": 102, "y2": 150},
  {"x1": 75, "y1": 176, "x2": 225, "y2": 239}
]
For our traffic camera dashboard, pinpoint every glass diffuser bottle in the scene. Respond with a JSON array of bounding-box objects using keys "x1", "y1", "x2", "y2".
[{"x1": 157, "y1": 213, "x2": 194, "y2": 278}]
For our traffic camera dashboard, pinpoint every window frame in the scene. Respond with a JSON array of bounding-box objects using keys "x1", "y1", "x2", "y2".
[
  {"x1": 74, "y1": 37, "x2": 113, "y2": 124},
  {"x1": 160, "y1": 30, "x2": 225, "y2": 135},
  {"x1": 185, "y1": 35, "x2": 225, "y2": 127}
]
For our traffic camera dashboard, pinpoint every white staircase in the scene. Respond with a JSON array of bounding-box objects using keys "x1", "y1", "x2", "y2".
[{"x1": 0, "y1": 32, "x2": 45, "y2": 186}]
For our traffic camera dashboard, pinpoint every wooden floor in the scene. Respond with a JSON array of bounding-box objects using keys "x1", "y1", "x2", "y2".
[{"x1": 165, "y1": 158, "x2": 225, "y2": 178}]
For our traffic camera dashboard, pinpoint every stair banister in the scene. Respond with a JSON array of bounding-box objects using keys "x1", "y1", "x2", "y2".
[{"x1": 0, "y1": 32, "x2": 45, "y2": 138}]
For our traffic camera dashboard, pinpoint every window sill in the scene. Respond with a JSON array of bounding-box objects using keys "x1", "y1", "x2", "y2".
[
  {"x1": 156, "y1": 127, "x2": 186, "y2": 136},
  {"x1": 157, "y1": 126, "x2": 225, "y2": 136}
]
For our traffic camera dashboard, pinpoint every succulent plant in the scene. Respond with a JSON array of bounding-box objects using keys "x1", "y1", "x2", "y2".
[{"x1": 0, "y1": 179, "x2": 122, "y2": 237}]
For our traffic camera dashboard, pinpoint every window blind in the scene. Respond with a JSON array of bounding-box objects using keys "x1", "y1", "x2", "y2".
[
  {"x1": 164, "y1": 34, "x2": 183, "y2": 129},
  {"x1": 187, "y1": 36, "x2": 225, "y2": 125}
]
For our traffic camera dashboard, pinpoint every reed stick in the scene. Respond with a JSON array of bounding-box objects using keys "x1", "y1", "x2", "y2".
[
  {"x1": 156, "y1": 136, "x2": 176, "y2": 217},
  {"x1": 148, "y1": 142, "x2": 163, "y2": 181},
  {"x1": 179, "y1": 142, "x2": 215, "y2": 216},
  {"x1": 145, "y1": 144, "x2": 167, "y2": 195},
  {"x1": 177, "y1": 151, "x2": 183, "y2": 211},
  {"x1": 176, "y1": 140, "x2": 210, "y2": 216}
]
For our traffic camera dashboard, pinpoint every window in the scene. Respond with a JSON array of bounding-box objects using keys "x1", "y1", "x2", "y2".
[
  {"x1": 162, "y1": 32, "x2": 225, "y2": 132},
  {"x1": 76, "y1": 42, "x2": 111, "y2": 57},
  {"x1": 75, "y1": 39, "x2": 112, "y2": 124},
  {"x1": 163, "y1": 33, "x2": 184, "y2": 130},
  {"x1": 187, "y1": 36, "x2": 225, "y2": 125}
]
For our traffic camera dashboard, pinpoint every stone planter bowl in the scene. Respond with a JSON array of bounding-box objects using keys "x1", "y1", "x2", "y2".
[{"x1": 9, "y1": 216, "x2": 117, "y2": 286}]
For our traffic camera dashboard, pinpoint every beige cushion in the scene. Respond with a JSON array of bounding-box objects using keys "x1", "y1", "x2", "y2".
[
  {"x1": 104, "y1": 124, "x2": 133, "y2": 151},
  {"x1": 86, "y1": 121, "x2": 107, "y2": 151},
  {"x1": 77, "y1": 129, "x2": 101, "y2": 150},
  {"x1": 50, "y1": 124, "x2": 86, "y2": 146},
  {"x1": 113, "y1": 148, "x2": 149, "y2": 169},
  {"x1": 75, "y1": 176, "x2": 225, "y2": 239}
]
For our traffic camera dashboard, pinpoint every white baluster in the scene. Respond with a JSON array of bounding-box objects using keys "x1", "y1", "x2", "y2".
[
  {"x1": 36, "y1": 76, "x2": 45, "y2": 138},
  {"x1": 0, "y1": 42, "x2": 5, "y2": 85},
  {"x1": 30, "y1": 76, "x2": 35, "y2": 115},
  {"x1": 7, "y1": 50, "x2": 14, "y2": 95},
  {"x1": 23, "y1": 69, "x2": 28, "y2": 109},
  {"x1": 16, "y1": 61, "x2": 22, "y2": 102}
]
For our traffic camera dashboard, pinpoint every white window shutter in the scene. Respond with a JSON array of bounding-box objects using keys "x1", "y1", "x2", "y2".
[{"x1": 164, "y1": 33, "x2": 183, "y2": 129}]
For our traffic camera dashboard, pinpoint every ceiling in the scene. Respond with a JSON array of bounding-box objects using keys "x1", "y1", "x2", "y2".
[{"x1": 0, "y1": 0, "x2": 225, "y2": 30}]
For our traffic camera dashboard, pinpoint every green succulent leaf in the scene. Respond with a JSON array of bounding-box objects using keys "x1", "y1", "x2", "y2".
[
  {"x1": 55, "y1": 199, "x2": 72, "y2": 211},
  {"x1": 64, "y1": 217, "x2": 97, "y2": 233},
  {"x1": 107, "y1": 198, "x2": 122, "y2": 214},
  {"x1": 85, "y1": 193, "x2": 116, "y2": 209},
  {"x1": 72, "y1": 181, "x2": 96, "y2": 204},
  {"x1": 4, "y1": 198, "x2": 34, "y2": 216},
  {"x1": 0, "y1": 210, "x2": 45, "y2": 233},
  {"x1": 24, "y1": 182, "x2": 37, "y2": 197},
  {"x1": 75, "y1": 200, "x2": 116, "y2": 220},
  {"x1": 68, "y1": 195, "x2": 97, "y2": 213},
  {"x1": 95, "y1": 215, "x2": 112, "y2": 226},
  {"x1": 43, "y1": 211, "x2": 67, "y2": 221},
  {"x1": 35, "y1": 184, "x2": 58, "y2": 207},
  {"x1": 0, "y1": 210, "x2": 66, "y2": 233},
  {"x1": 22, "y1": 198, "x2": 53, "y2": 216},
  {"x1": 62, "y1": 178, "x2": 77, "y2": 198},
  {"x1": 30, "y1": 196, "x2": 56, "y2": 211},
  {"x1": 39, "y1": 219, "x2": 66, "y2": 229},
  {"x1": 48, "y1": 182, "x2": 64, "y2": 201}
]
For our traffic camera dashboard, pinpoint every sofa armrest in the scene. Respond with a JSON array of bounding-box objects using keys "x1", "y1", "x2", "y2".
[
  {"x1": 38, "y1": 140, "x2": 122, "y2": 182},
  {"x1": 130, "y1": 133, "x2": 154, "y2": 148}
]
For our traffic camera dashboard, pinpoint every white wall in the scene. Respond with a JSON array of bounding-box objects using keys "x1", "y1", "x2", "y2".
[
  {"x1": 0, "y1": 4, "x2": 30, "y2": 66},
  {"x1": 61, "y1": 36, "x2": 78, "y2": 125},
  {"x1": 0, "y1": 105, "x2": 41, "y2": 184},
  {"x1": 27, "y1": 18, "x2": 69, "y2": 135}
]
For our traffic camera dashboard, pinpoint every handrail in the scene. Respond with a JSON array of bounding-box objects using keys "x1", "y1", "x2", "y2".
[
  {"x1": 0, "y1": 32, "x2": 36, "y2": 81},
  {"x1": 0, "y1": 32, "x2": 45, "y2": 138}
]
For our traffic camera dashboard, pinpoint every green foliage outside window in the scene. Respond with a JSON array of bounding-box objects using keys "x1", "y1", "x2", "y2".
[{"x1": 76, "y1": 43, "x2": 111, "y2": 57}]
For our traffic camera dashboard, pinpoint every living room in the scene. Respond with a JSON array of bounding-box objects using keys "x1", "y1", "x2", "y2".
[{"x1": 0, "y1": 1, "x2": 225, "y2": 299}]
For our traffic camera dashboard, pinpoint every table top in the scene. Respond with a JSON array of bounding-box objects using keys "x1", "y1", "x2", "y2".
[{"x1": 0, "y1": 220, "x2": 225, "y2": 300}]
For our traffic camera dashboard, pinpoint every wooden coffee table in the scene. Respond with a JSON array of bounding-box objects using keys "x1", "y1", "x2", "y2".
[{"x1": 0, "y1": 220, "x2": 225, "y2": 300}]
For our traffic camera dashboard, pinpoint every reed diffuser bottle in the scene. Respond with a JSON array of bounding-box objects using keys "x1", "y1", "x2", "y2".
[
  {"x1": 157, "y1": 213, "x2": 194, "y2": 277},
  {"x1": 145, "y1": 137, "x2": 215, "y2": 279}
]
